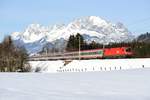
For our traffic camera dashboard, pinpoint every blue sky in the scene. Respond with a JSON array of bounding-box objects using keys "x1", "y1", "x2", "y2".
[{"x1": 0, "y1": 0, "x2": 150, "y2": 42}]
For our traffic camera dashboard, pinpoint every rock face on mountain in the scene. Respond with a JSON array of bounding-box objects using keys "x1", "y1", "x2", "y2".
[
  {"x1": 11, "y1": 16, "x2": 134, "y2": 54},
  {"x1": 136, "y1": 32, "x2": 150, "y2": 43}
]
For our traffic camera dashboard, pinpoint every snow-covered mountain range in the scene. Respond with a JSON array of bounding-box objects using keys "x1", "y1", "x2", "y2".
[{"x1": 11, "y1": 16, "x2": 134, "y2": 54}]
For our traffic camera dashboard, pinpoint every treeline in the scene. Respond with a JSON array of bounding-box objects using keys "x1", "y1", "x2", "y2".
[
  {"x1": 66, "y1": 33, "x2": 84, "y2": 51},
  {"x1": 0, "y1": 36, "x2": 30, "y2": 72},
  {"x1": 66, "y1": 32, "x2": 150, "y2": 58},
  {"x1": 66, "y1": 33, "x2": 104, "y2": 51},
  {"x1": 106, "y1": 41, "x2": 150, "y2": 58}
]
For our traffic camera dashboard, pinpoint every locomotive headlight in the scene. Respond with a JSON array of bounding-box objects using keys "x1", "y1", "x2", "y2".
[{"x1": 116, "y1": 51, "x2": 119, "y2": 53}]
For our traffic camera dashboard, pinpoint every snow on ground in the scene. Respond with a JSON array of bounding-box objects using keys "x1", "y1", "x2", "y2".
[
  {"x1": 0, "y1": 68, "x2": 150, "y2": 100},
  {"x1": 29, "y1": 60, "x2": 64, "y2": 72},
  {"x1": 29, "y1": 58, "x2": 150, "y2": 73}
]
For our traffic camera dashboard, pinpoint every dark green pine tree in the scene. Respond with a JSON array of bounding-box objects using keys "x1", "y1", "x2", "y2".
[
  {"x1": 75, "y1": 33, "x2": 84, "y2": 50},
  {"x1": 66, "y1": 35, "x2": 76, "y2": 51},
  {"x1": 66, "y1": 33, "x2": 85, "y2": 51}
]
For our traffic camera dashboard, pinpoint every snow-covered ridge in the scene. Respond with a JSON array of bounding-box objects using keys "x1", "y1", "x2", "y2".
[{"x1": 11, "y1": 16, "x2": 134, "y2": 54}]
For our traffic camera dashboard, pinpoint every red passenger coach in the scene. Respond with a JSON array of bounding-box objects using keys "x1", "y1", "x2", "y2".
[{"x1": 104, "y1": 47, "x2": 132, "y2": 58}]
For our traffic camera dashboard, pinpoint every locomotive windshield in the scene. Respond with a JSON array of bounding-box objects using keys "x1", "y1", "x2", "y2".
[{"x1": 126, "y1": 47, "x2": 131, "y2": 52}]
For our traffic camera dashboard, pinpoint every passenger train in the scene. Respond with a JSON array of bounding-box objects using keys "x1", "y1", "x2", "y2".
[{"x1": 29, "y1": 47, "x2": 133, "y2": 61}]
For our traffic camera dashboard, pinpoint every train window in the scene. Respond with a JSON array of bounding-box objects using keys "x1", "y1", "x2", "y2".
[
  {"x1": 126, "y1": 48, "x2": 131, "y2": 52},
  {"x1": 81, "y1": 51, "x2": 97, "y2": 55}
]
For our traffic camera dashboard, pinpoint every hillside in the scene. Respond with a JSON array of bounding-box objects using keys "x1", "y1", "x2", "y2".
[{"x1": 136, "y1": 32, "x2": 150, "y2": 43}]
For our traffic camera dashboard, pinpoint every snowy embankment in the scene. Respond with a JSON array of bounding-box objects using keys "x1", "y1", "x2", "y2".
[
  {"x1": 0, "y1": 69, "x2": 150, "y2": 100},
  {"x1": 29, "y1": 58, "x2": 150, "y2": 73}
]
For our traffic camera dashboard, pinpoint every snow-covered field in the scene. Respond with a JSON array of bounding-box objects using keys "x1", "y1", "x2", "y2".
[
  {"x1": 0, "y1": 68, "x2": 150, "y2": 100},
  {"x1": 29, "y1": 58, "x2": 150, "y2": 73}
]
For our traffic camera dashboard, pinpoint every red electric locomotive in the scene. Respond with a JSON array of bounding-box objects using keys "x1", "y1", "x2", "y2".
[{"x1": 104, "y1": 47, "x2": 133, "y2": 58}]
